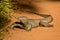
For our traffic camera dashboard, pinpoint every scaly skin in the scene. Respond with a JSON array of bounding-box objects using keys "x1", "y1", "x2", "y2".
[
  {"x1": 10, "y1": 15, "x2": 53, "y2": 31},
  {"x1": 18, "y1": 16, "x2": 53, "y2": 31}
]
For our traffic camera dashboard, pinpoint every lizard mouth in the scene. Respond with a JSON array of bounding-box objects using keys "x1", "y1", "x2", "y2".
[{"x1": 13, "y1": 22, "x2": 25, "y2": 29}]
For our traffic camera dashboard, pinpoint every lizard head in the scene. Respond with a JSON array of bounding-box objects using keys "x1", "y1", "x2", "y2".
[{"x1": 18, "y1": 16, "x2": 28, "y2": 23}]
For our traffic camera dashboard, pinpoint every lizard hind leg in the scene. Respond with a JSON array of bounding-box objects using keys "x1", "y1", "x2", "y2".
[
  {"x1": 44, "y1": 15, "x2": 53, "y2": 23},
  {"x1": 40, "y1": 15, "x2": 53, "y2": 23},
  {"x1": 40, "y1": 15, "x2": 53, "y2": 27}
]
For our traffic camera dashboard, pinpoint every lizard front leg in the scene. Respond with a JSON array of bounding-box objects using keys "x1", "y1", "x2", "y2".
[{"x1": 25, "y1": 24, "x2": 32, "y2": 32}]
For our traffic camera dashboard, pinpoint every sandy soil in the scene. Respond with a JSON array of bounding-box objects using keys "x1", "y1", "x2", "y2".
[{"x1": 4, "y1": 1, "x2": 60, "y2": 40}]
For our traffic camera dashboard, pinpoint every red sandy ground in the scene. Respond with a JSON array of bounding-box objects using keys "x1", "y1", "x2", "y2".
[{"x1": 4, "y1": 1, "x2": 60, "y2": 40}]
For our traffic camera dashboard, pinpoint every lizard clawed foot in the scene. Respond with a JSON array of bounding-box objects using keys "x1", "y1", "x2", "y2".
[{"x1": 25, "y1": 26, "x2": 32, "y2": 32}]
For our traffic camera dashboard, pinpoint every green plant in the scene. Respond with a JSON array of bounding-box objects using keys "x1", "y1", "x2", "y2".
[
  {"x1": 0, "y1": 0, "x2": 12, "y2": 39},
  {"x1": 0, "y1": 0, "x2": 12, "y2": 29},
  {"x1": 0, "y1": 31, "x2": 4, "y2": 40}
]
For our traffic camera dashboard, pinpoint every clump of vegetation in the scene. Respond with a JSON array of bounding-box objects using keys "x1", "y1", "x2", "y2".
[
  {"x1": 0, "y1": 0, "x2": 12, "y2": 29},
  {"x1": 0, "y1": 0, "x2": 12, "y2": 39},
  {"x1": 0, "y1": 31, "x2": 4, "y2": 40}
]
